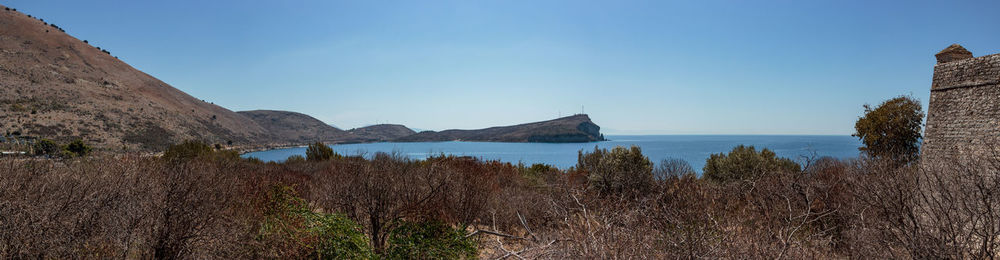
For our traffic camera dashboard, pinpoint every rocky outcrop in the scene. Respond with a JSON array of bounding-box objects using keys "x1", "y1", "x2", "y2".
[
  {"x1": 348, "y1": 124, "x2": 416, "y2": 142},
  {"x1": 394, "y1": 114, "x2": 605, "y2": 143}
]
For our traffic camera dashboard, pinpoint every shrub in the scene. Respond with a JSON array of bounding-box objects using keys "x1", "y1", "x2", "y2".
[
  {"x1": 258, "y1": 185, "x2": 373, "y2": 259},
  {"x1": 518, "y1": 162, "x2": 556, "y2": 185},
  {"x1": 655, "y1": 157, "x2": 696, "y2": 179},
  {"x1": 853, "y1": 95, "x2": 923, "y2": 164},
  {"x1": 32, "y1": 139, "x2": 59, "y2": 156},
  {"x1": 305, "y1": 142, "x2": 335, "y2": 161},
  {"x1": 285, "y1": 155, "x2": 306, "y2": 164},
  {"x1": 311, "y1": 213, "x2": 373, "y2": 259},
  {"x1": 386, "y1": 220, "x2": 477, "y2": 259},
  {"x1": 163, "y1": 140, "x2": 213, "y2": 161},
  {"x1": 703, "y1": 145, "x2": 799, "y2": 183},
  {"x1": 64, "y1": 139, "x2": 91, "y2": 157},
  {"x1": 578, "y1": 145, "x2": 654, "y2": 195}
]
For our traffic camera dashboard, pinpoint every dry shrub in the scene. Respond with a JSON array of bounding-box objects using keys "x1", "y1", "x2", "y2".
[
  {"x1": 847, "y1": 155, "x2": 1000, "y2": 258},
  {"x1": 4, "y1": 144, "x2": 1000, "y2": 259},
  {"x1": 0, "y1": 155, "x2": 297, "y2": 258},
  {"x1": 312, "y1": 153, "x2": 452, "y2": 253}
]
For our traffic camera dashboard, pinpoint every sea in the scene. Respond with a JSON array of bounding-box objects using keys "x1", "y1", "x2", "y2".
[{"x1": 242, "y1": 135, "x2": 862, "y2": 173}]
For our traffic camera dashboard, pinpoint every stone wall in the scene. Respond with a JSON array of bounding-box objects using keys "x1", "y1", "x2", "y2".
[{"x1": 921, "y1": 45, "x2": 1000, "y2": 162}]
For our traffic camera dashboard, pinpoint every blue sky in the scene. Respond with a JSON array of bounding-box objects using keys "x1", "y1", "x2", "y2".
[{"x1": 6, "y1": 1, "x2": 999, "y2": 134}]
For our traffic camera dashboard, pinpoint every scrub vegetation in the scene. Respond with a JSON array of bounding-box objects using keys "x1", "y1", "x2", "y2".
[{"x1": 2, "y1": 97, "x2": 996, "y2": 259}]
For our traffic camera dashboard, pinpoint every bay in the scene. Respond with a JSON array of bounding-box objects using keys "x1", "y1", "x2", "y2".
[{"x1": 242, "y1": 135, "x2": 862, "y2": 173}]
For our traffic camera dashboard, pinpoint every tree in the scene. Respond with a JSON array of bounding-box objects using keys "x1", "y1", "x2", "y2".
[
  {"x1": 577, "y1": 145, "x2": 654, "y2": 195},
  {"x1": 703, "y1": 145, "x2": 800, "y2": 183},
  {"x1": 853, "y1": 95, "x2": 923, "y2": 164},
  {"x1": 306, "y1": 142, "x2": 335, "y2": 161}
]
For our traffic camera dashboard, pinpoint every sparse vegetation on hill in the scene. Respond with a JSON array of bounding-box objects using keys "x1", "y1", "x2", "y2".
[
  {"x1": 348, "y1": 124, "x2": 416, "y2": 142},
  {"x1": 0, "y1": 8, "x2": 270, "y2": 151},
  {"x1": 238, "y1": 110, "x2": 362, "y2": 145}
]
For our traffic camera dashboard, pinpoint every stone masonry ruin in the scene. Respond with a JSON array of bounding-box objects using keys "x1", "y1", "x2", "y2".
[{"x1": 921, "y1": 44, "x2": 1000, "y2": 162}]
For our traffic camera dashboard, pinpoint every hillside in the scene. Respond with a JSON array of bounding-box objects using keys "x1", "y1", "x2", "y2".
[
  {"x1": 394, "y1": 114, "x2": 605, "y2": 143},
  {"x1": 0, "y1": 6, "x2": 270, "y2": 151},
  {"x1": 238, "y1": 110, "x2": 361, "y2": 144},
  {"x1": 348, "y1": 124, "x2": 416, "y2": 142}
]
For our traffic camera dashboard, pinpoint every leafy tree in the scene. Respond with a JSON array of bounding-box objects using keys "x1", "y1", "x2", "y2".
[
  {"x1": 305, "y1": 142, "x2": 336, "y2": 161},
  {"x1": 577, "y1": 145, "x2": 654, "y2": 194},
  {"x1": 32, "y1": 139, "x2": 59, "y2": 156},
  {"x1": 703, "y1": 145, "x2": 800, "y2": 183},
  {"x1": 64, "y1": 139, "x2": 91, "y2": 157},
  {"x1": 386, "y1": 220, "x2": 477, "y2": 259},
  {"x1": 853, "y1": 95, "x2": 923, "y2": 163}
]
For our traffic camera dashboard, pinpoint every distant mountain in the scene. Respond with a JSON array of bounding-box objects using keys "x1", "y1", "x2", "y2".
[
  {"x1": 348, "y1": 124, "x2": 416, "y2": 142},
  {"x1": 0, "y1": 6, "x2": 609, "y2": 152},
  {"x1": 238, "y1": 110, "x2": 361, "y2": 144},
  {"x1": 0, "y1": 6, "x2": 270, "y2": 151},
  {"x1": 408, "y1": 127, "x2": 431, "y2": 133},
  {"x1": 394, "y1": 114, "x2": 605, "y2": 143}
]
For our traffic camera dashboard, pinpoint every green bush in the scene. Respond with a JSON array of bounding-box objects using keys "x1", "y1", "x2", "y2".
[
  {"x1": 386, "y1": 220, "x2": 477, "y2": 259},
  {"x1": 853, "y1": 95, "x2": 923, "y2": 164},
  {"x1": 163, "y1": 140, "x2": 214, "y2": 161},
  {"x1": 305, "y1": 142, "x2": 336, "y2": 161},
  {"x1": 258, "y1": 185, "x2": 373, "y2": 259},
  {"x1": 577, "y1": 145, "x2": 654, "y2": 195},
  {"x1": 703, "y1": 145, "x2": 800, "y2": 183},
  {"x1": 64, "y1": 139, "x2": 91, "y2": 157},
  {"x1": 517, "y1": 163, "x2": 556, "y2": 186},
  {"x1": 285, "y1": 155, "x2": 306, "y2": 164},
  {"x1": 32, "y1": 139, "x2": 60, "y2": 156}
]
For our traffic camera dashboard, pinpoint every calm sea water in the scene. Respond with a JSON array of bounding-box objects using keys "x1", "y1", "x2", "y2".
[{"x1": 242, "y1": 135, "x2": 862, "y2": 172}]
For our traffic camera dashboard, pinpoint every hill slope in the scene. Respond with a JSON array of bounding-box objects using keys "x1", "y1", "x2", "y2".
[
  {"x1": 0, "y1": 6, "x2": 271, "y2": 151},
  {"x1": 348, "y1": 124, "x2": 416, "y2": 142},
  {"x1": 395, "y1": 114, "x2": 604, "y2": 143},
  {"x1": 238, "y1": 110, "x2": 361, "y2": 144}
]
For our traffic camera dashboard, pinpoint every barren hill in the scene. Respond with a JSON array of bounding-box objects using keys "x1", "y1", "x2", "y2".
[
  {"x1": 395, "y1": 114, "x2": 605, "y2": 143},
  {"x1": 238, "y1": 110, "x2": 361, "y2": 144},
  {"x1": 0, "y1": 5, "x2": 274, "y2": 151},
  {"x1": 348, "y1": 124, "x2": 416, "y2": 142}
]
